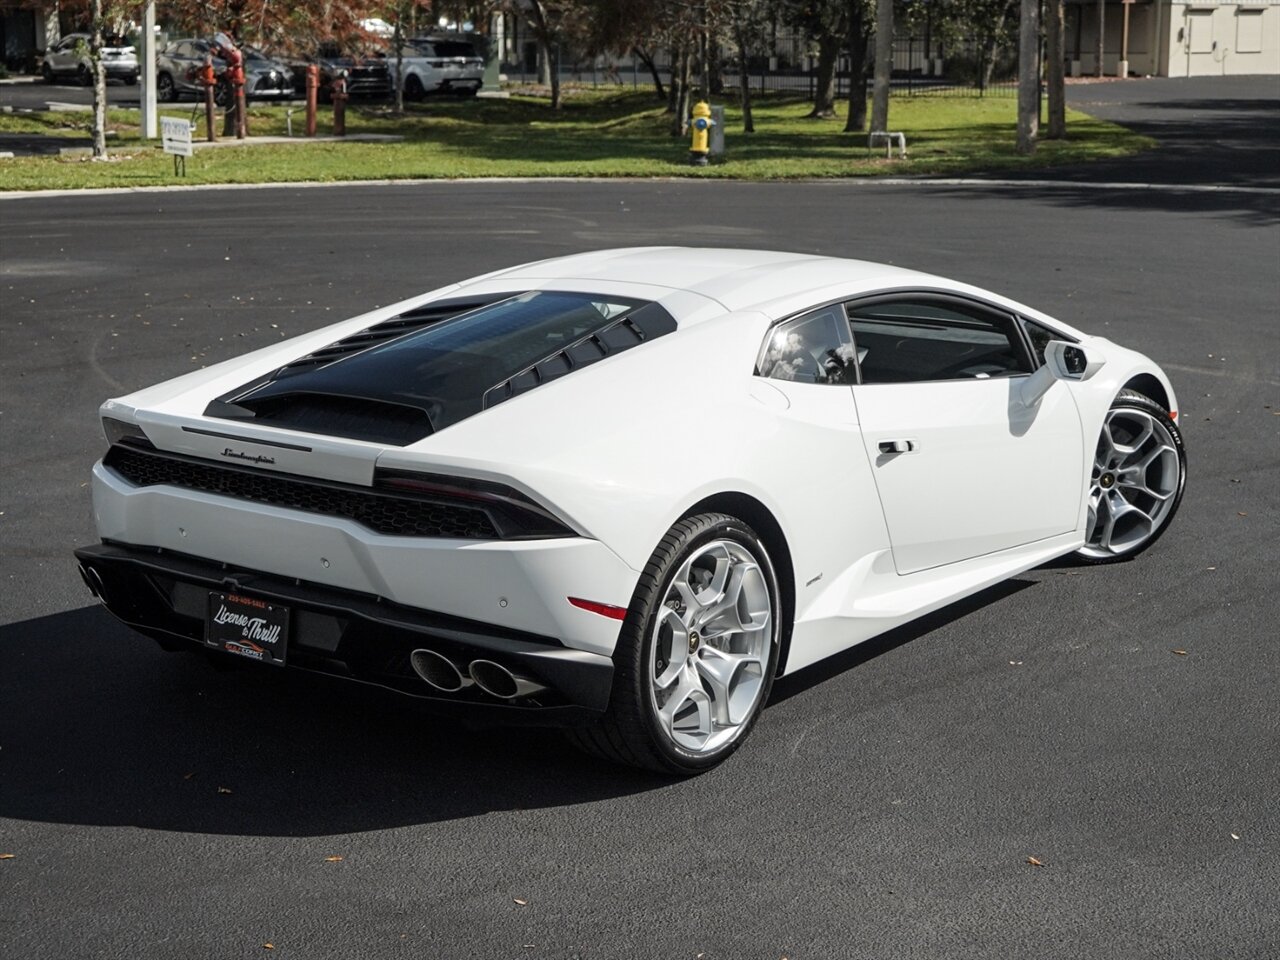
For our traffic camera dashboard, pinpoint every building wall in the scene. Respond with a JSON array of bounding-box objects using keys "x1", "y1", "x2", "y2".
[
  {"x1": 1164, "y1": 2, "x2": 1280, "y2": 75},
  {"x1": 1069, "y1": 1, "x2": 1280, "y2": 76}
]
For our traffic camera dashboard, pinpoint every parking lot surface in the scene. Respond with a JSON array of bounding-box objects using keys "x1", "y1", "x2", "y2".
[{"x1": 1, "y1": 79, "x2": 1277, "y2": 959}]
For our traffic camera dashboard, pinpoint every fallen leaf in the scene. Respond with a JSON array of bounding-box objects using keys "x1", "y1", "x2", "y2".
[
  {"x1": 262, "y1": 944, "x2": 274, "y2": 950},
  {"x1": 1172, "y1": 649, "x2": 1188, "y2": 656},
  {"x1": 513, "y1": 897, "x2": 528, "y2": 906},
  {"x1": 217, "y1": 786, "x2": 233, "y2": 794},
  {"x1": 1237, "y1": 512, "x2": 1247, "y2": 517},
  {"x1": 183, "y1": 772, "x2": 195, "y2": 780},
  {"x1": 0, "y1": 853, "x2": 15, "y2": 860},
  {"x1": 1231, "y1": 833, "x2": 1240, "y2": 840},
  {"x1": 1206, "y1": 566, "x2": 1216, "y2": 571},
  {"x1": 1026, "y1": 856, "x2": 1043, "y2": 867},
  {"x1": 324, "y1": 856, "x2": 344, "y2": 863}
]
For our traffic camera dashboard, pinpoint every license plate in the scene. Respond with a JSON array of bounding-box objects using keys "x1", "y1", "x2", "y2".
[{"x1": 205, "y1": 591, "x2": 289, "y2": 666}]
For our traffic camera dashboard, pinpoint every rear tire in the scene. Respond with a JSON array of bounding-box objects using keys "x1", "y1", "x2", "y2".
[
  {"x1": 41, "y1": 62, "x2": 54, "y2": 83},
  {"x1": 568, "y1": 513, "x2": 781, "y2": 775},
  {"x1": 157, "y1": 71, "x2": 176, "y2": 103},
  {"x1": 1074, "y1": 389, "x2": 1186, "y2": 564}
]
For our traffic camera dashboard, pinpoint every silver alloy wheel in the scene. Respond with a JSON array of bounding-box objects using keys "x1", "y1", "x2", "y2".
[
  {"x1": 1080, "y1": 407, "x2": 1181, "y2": 559},
  {"x1": 647, "y1": 539, "x2": 774, "y2": 754}
]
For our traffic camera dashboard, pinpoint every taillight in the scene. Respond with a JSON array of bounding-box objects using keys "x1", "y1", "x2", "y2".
[
  {"x1": 102, "y1": 416, "x2": 152, "y2": 448},
  {"x1": 375, "y1": 469, "x2": 575, "y2": 540},
  {"x1": 568, "y1": 597, "x2": 628, "y2": 621}
]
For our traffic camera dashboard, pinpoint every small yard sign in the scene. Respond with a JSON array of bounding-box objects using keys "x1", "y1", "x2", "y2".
[{"x1": 161, "y1": 117, "x2": 193, "y2": 175}]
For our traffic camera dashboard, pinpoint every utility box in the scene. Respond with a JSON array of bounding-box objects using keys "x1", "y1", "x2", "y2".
[{"x1": 709, "y1": 105, "x2": 725, "y2": 157}]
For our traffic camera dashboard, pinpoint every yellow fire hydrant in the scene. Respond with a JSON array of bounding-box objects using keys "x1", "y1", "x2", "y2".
[{"x1": 689, "y1": 101, "x2": 714, "y2": 166}]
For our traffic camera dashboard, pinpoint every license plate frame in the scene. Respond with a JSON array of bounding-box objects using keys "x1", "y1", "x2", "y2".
[{"x1": 204, "y1": 591, "x2": 289, "y2": 666}]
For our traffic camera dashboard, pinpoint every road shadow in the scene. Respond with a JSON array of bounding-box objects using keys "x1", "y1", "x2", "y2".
[
  {"x1": 927, "y1": 179, "x2": 1279, "y2": 226},
  {"x1": 0, "y1": 606, "x2": 666, "y2": 836},
  {"x1": 770, "y1": 578, "x2": 1039, "y2": 703},
  {"x1": 2, "y1": 581, "x2": 1044, "y2": 835}
]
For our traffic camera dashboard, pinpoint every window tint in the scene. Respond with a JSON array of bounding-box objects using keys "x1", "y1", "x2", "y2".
[
  {"x1": 433, "y1": 41, "x2": 476, "y2": 57},
  {"x1": 1021, "y1": 318, "x2": 1059, "y2": 366},
  {"x1": 847, "y1": 298, "x2": 1030, "y2": 383},
  {"x1": 758, "y1": 306, "x2": 858, "y2": 385}
]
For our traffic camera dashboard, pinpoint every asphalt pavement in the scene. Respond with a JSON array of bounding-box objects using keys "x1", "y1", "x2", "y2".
[{"x1": 1, "y1": 78, "x2": 1277, "y2": 960}]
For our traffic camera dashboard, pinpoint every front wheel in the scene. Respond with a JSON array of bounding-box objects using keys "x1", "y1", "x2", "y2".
[
  {"x1": 1076, "y1": 389, "x2": 1186, "y2": 563},
  {"x1": 569, "y1": 513, "x2": 782, "y2": 774},
  {"x1": 157, "y1": 72, "x2": 176, "y2": 103}
]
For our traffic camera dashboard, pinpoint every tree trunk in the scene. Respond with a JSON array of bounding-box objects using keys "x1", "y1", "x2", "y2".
[
  {"x1": 734, "y1": 19, "x2": 754, "y2": 133},
  {"x1": 633, "y1": 46, "x2": 665, "y2": 100},
  {"x1": 845, "y1": 2, "x2": 869, "y2": 133},
  {"x1": 671, "y1": 49, "x2": 692, "y2": 136},
  {"x1": 808, "y1": 33, "x2": 840, "y2": 118},
  {"x1": 1096, "y1": 0, "x2": 1105, "y2": 77},
  {"x1": 871, "y1": 0, "x2": 893, "y2": 132},
  {"x1": 550, "y1": 44, "x2": 562, "y2": 109},
  {"x1": 667, "y1": 43, "x2": 681, "y2": 113},
  {"x1": 1016, "y1": 0, "x2": 1039, "y2": 154},
  {"x1": 538, "y1": 38, "x2": 552, "y2": 85},
  {"x1": 393, "y1": 16, "x2": 404, "y2": 113},
  {"x1": 1046, "y1": 0, "x2": 1066, "y2": 138},
  {"x1": 90, "y1": 0, "x2": 107, "y2": 157},
  {"x1": 699, "y1": 5, "x2": 711, "y2": 99}
]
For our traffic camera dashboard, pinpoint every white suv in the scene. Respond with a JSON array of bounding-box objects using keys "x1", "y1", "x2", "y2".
[
  {"x1": 42, "y1": 33, "x2": 138, "y2": 85},
  {"x1": 392, "y1": 36, "x2": 484, "y2": 99}
]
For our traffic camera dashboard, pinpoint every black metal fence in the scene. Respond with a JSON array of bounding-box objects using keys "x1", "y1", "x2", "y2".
[{"x1": 501, "y1": 36, "x2": 1020, "y2": 99}]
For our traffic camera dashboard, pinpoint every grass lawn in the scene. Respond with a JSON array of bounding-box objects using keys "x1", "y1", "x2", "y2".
[{"x1": 0, "y1": 87, "x2": 1153, "y2": 191}]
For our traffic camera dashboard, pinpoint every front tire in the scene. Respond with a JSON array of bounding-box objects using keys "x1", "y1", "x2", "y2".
[
  {"x1": 157, "y1": 71, "x2": 176, "y2": 103},
  {"x1": 404, "y1": 74, "x2": 425, "y2": 101},
  {"x1": 570, "y1": 513, "x2": 781, "y2": 774},
  {"x1": 1075, "y1": 389, "x2": 1186, "y2": 563}
]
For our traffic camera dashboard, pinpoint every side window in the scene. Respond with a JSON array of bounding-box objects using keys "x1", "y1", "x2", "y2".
[
  {"x1": 847, "y1": 298, "x2": 1031, "y2": 384},
  {"x1": 757, "y1": 306, "x2": 858, "y2": 385},
  {"x1": 1021, "y1": 318, "x2": 1061, "y2": 366}
]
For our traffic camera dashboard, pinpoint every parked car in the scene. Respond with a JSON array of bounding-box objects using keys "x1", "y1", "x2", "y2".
[
  {"x1": 287, "y1": 41, "x2": 391, "y2": 102},
  {"x1": 74, "y1": 249, "x2": 1186, "y2": 774},
  {"x1": 156, "y1": 38, "x2": 293, "y2": 103},
  {"x1": 41, "y1": 33, "x2": 137, "y2": 85},
  {"x1": 407, "y1": 35, "x2": 481, "y2": 96},
  {"x1": 390, "y1": 35, "x2": 484, "y2": 99}
]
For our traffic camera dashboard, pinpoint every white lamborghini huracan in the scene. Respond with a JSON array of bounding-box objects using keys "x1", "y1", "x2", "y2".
[{"x1": 76, "y1": 248, "x2": 1187, "y2": 773}]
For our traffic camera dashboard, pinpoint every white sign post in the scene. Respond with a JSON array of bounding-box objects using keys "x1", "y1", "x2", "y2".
[{"x1": 160, "y1": 116, "x2": 194, "y2": 176}]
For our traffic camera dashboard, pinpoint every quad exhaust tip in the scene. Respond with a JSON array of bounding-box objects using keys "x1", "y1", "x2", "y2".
[
  {"x1": 409, "y1": 648, "x2": 472, "y2": 693},
  {"x1": 468, "y1": 659, "x2": 548, "y2": 701},
  {"x1": 409, "y1": 648, "x2": 549, "y2": 701},
  {"x1": 78, "y1": 563, "x2": 107, "y2": 603}
]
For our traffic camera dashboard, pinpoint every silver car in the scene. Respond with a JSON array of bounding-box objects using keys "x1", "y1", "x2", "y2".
[
  {"x1": 156, "y1": 39, "x2": 293, "y2": 103},
  {"x1": 42, "y1": 33, "x2": 138, "y2": 85}
]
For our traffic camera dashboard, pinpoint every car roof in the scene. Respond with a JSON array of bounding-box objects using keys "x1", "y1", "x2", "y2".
[{"x1": 482, "y1": 247, "x2": 955, "y2": 316}]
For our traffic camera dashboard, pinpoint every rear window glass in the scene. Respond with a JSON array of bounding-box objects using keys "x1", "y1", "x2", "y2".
[
  {"x1": 398, "y1": 291, "x2": 643, "y2": 370},
  {"x1": 233, "y1": 291, "x2": 673, "y2": 435},
  {"x1": 431, "y1": 41, "x2": 477, "y2": 57}
]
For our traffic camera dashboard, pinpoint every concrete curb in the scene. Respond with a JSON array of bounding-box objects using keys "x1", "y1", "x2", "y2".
[{"x1": 2, "y1": 175, "x2": 1277, "y2": 202}]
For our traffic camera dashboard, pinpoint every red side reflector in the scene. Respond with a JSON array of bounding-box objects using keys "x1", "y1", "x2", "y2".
[
  {"x1": 1170, "y1": 410, "x2": 1178, "y2": 420},
  {"x1": 568, "y1": 597, "x2": 628, "y2": 621}
]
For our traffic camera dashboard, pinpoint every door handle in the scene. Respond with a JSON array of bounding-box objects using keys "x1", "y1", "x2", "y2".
[{"x1": 878, "y1": 439, "x2": 917, "y2": 454}]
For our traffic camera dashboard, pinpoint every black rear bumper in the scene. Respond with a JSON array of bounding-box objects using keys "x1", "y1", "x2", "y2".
[{"x1": 73, "y1": 542, "x2": 613, "y2": 725}]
